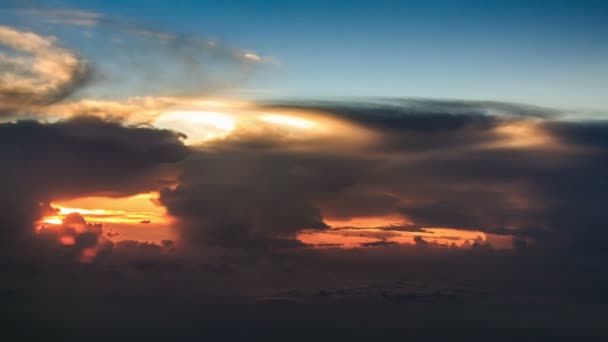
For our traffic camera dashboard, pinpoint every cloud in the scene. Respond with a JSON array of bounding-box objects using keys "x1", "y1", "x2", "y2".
[
  {"x1": 156, "y1": 112, "x2": 372, "y2": 250},
  {"x1": 159, "y1": 150, "x2": 342, "y2": 250},
  {"x1": 151, "y1": 99, "x2": 608, "y2": 254},
  {"x1": 0, "y1": 25, "x2": 89, "y2": 116},
  {"x1": 41, "y1": 96, "x2": 245, "y2": 124},
  {"x1": 316, "y1": 186, "x2": 405, "y2": 221},
  {"x1": 8, "y1": 7, "x2": 268, "y2": 98},
  {"x1": 37, "y1": 212, "x2": 112, "y2": 263},
  {"x1": 0, "y1": 116, "x2": 189, "y2": 254},
  {"x1": 11, "y1": 9, "x2": 103, "y2": 27},
  {"x1": 2, "y1": 65, "x2": 607, "y2": 256},
  {"x1": 413, "y1": 236, "x2": 429, "y2": 246},
  {"x1": 360, "y1": 240, "x2": 399, "y2": 248},
  {"x1": 0, "y1": 7, "x2": 272, "y2": 121}
]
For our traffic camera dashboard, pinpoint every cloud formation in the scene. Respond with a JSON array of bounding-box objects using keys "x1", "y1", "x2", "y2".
[
  {"x1": 2, "y1": 4, "x2": 608, "y2": 340},
  {"x1": 8, "y1": 7, "x2": 267, "y2": 99},
  {"x1": 0, "y1": 6, "x2": 270, "y2": 121},
  {"x1": 0, "y1": 25, "x2": 89, "y2": 116},
  {"x1": 1, "y1": 9, "x2": 607, "y2": 256},
  {"x1": 159, "y1": 148, "x2": 342, "y2": 250},
  {"x1": 0, "y1": 116, "x2": 188, "y2": 254},
  {"x1": 148, "y1": 99, "x2": 608, "y2": 253}
]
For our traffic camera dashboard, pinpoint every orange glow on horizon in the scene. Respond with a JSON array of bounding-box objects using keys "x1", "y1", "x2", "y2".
[
  {"x1": 40, "y1": 192, "x2": 175, "y2": 244},
  {"x1": 39, "y1": 194, "x2": 507, "y2": 250},
  {"x1": 325, "y1": 214, "x2": 412, "y2": 229},
  {"x1": 314, "y1": 212, "x2": 499, "y2": 249},
  {"x1": 46, "y1": 192, "x2": 169, "y2": 225},
  {"x1": 300, "y1": 211, "x2": 497, "y2": 249}
]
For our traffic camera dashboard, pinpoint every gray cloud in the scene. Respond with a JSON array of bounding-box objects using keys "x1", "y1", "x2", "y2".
[{"x1": 159, "y1": 148, "x2": 352, "y2": 250}]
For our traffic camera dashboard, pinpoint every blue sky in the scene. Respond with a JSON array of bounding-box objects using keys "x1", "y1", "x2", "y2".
[{"x1": 3, "y1": 0, "x2": 608, "y2": 110}]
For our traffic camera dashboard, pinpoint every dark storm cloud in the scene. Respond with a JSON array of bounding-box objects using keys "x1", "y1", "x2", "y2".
[
  {"x1": 265, "y1": 99, "x2": 550, "y2": 157},
  {"x1": 0, "y1": 116, "x2": 189, "y2": 252},
  {"x1": 270, "y1": 100, "x2": 499, "y2": 132},
  {"x1": 275, "y1": 101, "x2": 608, "y2": 250},
  {"x1": 316, "y1": 187, "x2": 404, "y2": 220},
  {"x1": 544, "y1": 121, "x2": 608, "y2": 148},
  {"x1": 158, "y1": 99, "x2": 608, "y2": 253},
  {"x1": 159, "y1": 147, "x2": 358, "y2": 249},
  {"x1": 267, "y1": 98, "x2": 560, "y2": 120},
  {"x1": 383, "y1": 138, "x2": 608, "y2": 251}
]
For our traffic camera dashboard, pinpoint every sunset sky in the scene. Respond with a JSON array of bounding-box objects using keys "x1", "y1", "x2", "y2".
[
  {"x1": 2, "y1": 0, "x2": 607, "y2": 252},
  {"x1": 2, "y1": 1, "x2": 608, "y2": 340}
]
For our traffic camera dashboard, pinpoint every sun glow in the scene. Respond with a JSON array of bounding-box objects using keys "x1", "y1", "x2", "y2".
[
  {"x1": 139, "y1": 100, "x2": 374, "y2": 148},
  {"x1": 491, "y1": 122, "x2": 554, "y2": 148},
  {"x1": 260, "y1": 114, "x2": 316, "y2": 129},
  {"x1": 155, "y1": 110, "x2": 237, "y2": 143},
  {"x1": 39, "y1": 192, "x2": 175, "y2": 243},
  {"x1": 43, "y1": 218, "x2": 64, "y2": 225},
  {"x1": 165, "y1": 111, "x2": 235, "y2": 130},
  {"x1": 44, "y1": 193, "x2": 168, "y2": 225}
]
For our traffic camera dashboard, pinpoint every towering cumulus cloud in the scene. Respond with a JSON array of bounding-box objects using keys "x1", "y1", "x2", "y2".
[
  {"x1": 154, "y1": 100, "x2": 608, "y2": 253},
  {"x1": 0, "y1": 25, "x2": 89, "y2": 115},
  {"x1": 0, "y1": 117, "x2": 189, "y2": 254},
  {"x1": 159, "y1": 143, "x2": 348, "y2": 250}
]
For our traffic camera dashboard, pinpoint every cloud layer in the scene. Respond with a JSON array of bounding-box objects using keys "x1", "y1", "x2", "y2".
[
  {"x1": 148, "y1": 99, "x2": 608, "y2": 253},
  {"x1": 1, "y1": 10, "x2": 607, "y2": 256}
]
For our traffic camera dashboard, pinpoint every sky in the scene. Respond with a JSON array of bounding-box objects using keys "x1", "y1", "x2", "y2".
[
  {"x1": 2, "y1": 1, "x2": 608, "y2": 340},
  {"x1": 2, "y1": 0, "x2": 608, "y2": 109}
]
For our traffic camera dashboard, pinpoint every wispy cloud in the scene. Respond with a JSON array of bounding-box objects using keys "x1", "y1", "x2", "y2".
[{"x1": 11, "y1": 8, "x2": 102, "y2": 26}]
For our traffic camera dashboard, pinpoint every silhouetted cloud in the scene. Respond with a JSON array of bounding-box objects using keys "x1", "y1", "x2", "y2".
[
  {"x1": 0, "y1": 116, "x2": 188, "y2": 254},
  {"x1": 413, "y1": 236, "x2": 429, "y2": 246},
  {"x1": 159, "y1": 150, "x2": 338, "y2": 249},
  {"x1": 37, "y1": 212, "x2": 112, "y2": 263},
  {"x1": 361, "y1": 240, "x2": 399, "y2": 248}
]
